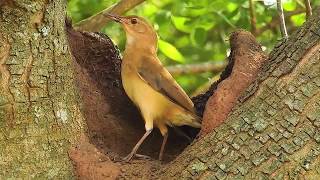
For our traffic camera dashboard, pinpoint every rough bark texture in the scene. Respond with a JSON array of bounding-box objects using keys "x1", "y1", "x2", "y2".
[
  {"x1": 2, "y1": 1, "x2": 320, "y2": 179},
  {"x1": 159, "y1": 9, "x2": 320, "y2": 179},
  {"x1": 200, "y1": 30, "x2": 268, "y2": 136},
  {"x1": 0, "y1": 1, "x2": 85, "y2": 178}
]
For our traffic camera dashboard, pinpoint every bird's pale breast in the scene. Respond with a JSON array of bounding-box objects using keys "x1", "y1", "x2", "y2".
[{"x1": 121, "y1": 64, "x2": 181, "y2": 133}]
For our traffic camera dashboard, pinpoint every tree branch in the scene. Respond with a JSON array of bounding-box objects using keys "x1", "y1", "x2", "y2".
[
  {"x1": 276, "y1": 0, "x2": 288, "y2": 38},
  {"x1": 304, "y1": 0, "x2": 312, "y2": 19},
  {"x1": 166, "y1": 62, "x2": 227, "y2": 76},
  {"x1": 249, "y1": 0, "x2": 257, "y2": 35},
  {"x1": 74, "y1": 0, "x2": 146, "y2": 31},
  {"x1": 256, "y1": 9, "x2": 304, "y2": 36}
]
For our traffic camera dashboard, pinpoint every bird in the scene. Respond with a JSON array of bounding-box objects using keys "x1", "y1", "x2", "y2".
[{"x1": 105, "y1": 14, "x2": 201, "y2": 161}]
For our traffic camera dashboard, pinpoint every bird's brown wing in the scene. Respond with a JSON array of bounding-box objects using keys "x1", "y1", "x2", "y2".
[{"x1": 137, "y1": 56, "x2": 194, "y2": 112}]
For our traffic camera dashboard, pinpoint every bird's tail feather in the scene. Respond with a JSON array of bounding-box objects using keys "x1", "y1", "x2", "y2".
[{"x1": 170, "y1": 109, "x2": 202, "y2": 128}]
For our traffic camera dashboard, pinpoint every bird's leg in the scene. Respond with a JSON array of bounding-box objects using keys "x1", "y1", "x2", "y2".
[
  {"x1": 158, "y1": 132, "x2": 168, "y2": 161},
  {"x1": 123, "y1": 129, "x2": 152, "y2": 162}
]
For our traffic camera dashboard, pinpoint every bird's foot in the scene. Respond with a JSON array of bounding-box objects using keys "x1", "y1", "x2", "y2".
[
  {"x1": 122, "y1": 153, "x2": 151, "y2": 162},
  {"x1": 135, "y1": 154, "x2": 151, "y2": 160},
  {"x1": 122, "y1": 153, "x2": 134, "y2": 162}
]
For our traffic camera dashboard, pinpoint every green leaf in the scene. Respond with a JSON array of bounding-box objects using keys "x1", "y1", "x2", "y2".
[
  {"x1": 214, "y1": 11, "x2": 236, "y2": 28},
  {"x1": 184, "y1": 6, "x2": 208, "y2": 16},
  {"x1": 291, "y1": 13, "x2": 305, "y2": 26},
  {"x1": 208, "y1": 1, "x2": 229, "y2": 11},
  {"x1": 283, "y1": 0, "x2": 296, "y2": 11},
  {"x1": 158, "y1": 39, "x2": 185, "y2": 63},
  {"x1": 191, "y1": 27, "x2": 207, "y2": 46},
  {"x1": 195, "y1": 16, "x2": 215, "y2": 30},
  {"x1": 175, "y1": 36, "x2": 190, "y2": 48},
  {"x1": 139, "y1": 4, "x2": 158, "y2": 17},
  {"x1": 171, "y1": 15, "x2": 192, "y2": 33},
  {"x1": 227, "y1": 2, "x2": 238, "y2": 12}
]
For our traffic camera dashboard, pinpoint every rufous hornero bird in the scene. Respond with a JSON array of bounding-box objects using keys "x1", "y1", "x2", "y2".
[{"x1": 106, "y1": 14, "x2": 201, "y2": 161}]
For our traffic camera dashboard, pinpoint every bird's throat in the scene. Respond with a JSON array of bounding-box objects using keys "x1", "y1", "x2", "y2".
[
  {"x1": 126, "y1": 35, "x2": 135, "y2": 46},
  {"x1": 125, "y1": 35, "x2": 157, "y2": 54}
]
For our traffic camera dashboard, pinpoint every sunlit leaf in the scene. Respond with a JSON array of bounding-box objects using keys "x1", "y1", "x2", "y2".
[
  {"x1": 139, "y1": 4, "x2": 158, "y2": 17},
  {"x1": 184, "y1": 5, "x2": 208, "y2": 16},
  {"x1": 171, "y1": 15, "x2": 192, "y2": 33},
  {"x1": 291, "y1": 13, "x2": 305, "y2": 26},
  {"x1": 227, "y1": 2, "x2": 238, "y2": 12},
  {"x1": 283, "y1": 0, "x2": 296, "y2": 11},
  {"x1": 158, "y1": 39, "x2": 185, "y2": 63},
  {"x1": 175, "y1": 36, "x2": 190, "y2": 48},
  {"x1": 195, "y1": 16, "x2": 215, "y2": 30},
  {"x1": 208, "y1": 1, "x2": 229, "y2": 11}
]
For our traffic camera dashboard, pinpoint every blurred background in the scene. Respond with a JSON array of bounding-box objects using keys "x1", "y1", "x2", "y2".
[{"x1": 67, "y1": 0, "x2": 319, "y2": 95}]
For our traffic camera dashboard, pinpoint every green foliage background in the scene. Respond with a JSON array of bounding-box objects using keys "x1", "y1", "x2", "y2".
[{"x1": 67, "y1": 0, "x2": 319, "y2": 94}]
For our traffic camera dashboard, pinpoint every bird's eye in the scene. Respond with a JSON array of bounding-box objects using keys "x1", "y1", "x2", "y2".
[{"x1": 131, "y1": 18, "x2": 137, "y2": 24}]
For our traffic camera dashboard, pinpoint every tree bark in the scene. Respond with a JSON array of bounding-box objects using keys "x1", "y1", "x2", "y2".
[
  {"x1": 0, "y1": 0, "x2": 85, "y2": 178},
  {"x1": 159, "y1": 9, "x2": 320, "y2": 179},
  {"x1": 1, "y1": 1, "x2": 320, "y2": 179}
]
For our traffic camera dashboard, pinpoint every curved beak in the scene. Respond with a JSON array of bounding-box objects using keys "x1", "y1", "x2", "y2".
[{"x1": 104, "y1": 13, "x2": 122, "y2": 23}]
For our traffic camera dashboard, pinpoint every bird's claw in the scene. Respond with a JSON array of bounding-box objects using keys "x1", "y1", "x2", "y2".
[
  {"x1": 122, "y1": 153, "x2": 151, "y2": 162},
  {"x1": 122, "y1": 154, "x2": 134, "y2": 162},
  {"x1": 135, "y1": 154, "x2": 151, "y2": 160}
]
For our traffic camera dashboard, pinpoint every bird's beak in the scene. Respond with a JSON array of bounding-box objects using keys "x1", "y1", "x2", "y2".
[{"x1": 104, "y1": 13, "x2": 122, "y2": 23}]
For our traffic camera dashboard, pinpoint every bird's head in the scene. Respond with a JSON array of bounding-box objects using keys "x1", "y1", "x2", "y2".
[{"x1": 106, "y1": 14, "x2": 158, "y2": 49}]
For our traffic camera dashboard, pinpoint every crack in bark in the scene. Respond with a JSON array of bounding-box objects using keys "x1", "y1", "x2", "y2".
[
  {"x1": 45, "y1": 76, "x2": 58, "y2": 124},
  {"x1": 20, "y1": 41, "x2": 35, "y2": 111},
  {"x1": 311, "y1": 29, "x2": 320, "y2": 37},
  {"x1": 0, "y1": 42, "x2": 15, "y2": 120},
  {"x1": 0, "y1": 0, "x2": 86, "y2": 178},
  {"x1": 300, "y1": 90, "x2": 320, "y2": 119}
]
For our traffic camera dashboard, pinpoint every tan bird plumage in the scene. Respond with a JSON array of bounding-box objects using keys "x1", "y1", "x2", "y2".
[{"x1": 106, "y1": 14, "x2": 201, "y2": 161}]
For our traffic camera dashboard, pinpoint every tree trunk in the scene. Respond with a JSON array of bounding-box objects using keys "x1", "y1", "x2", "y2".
[
  {"x1": 1, "y1": 0, "x2": 320, "y2": 179},
  {"x1": 159, "y1": 9, "x2": 320, "y2": 179},
  {"x1": 0, "y1": 0, "x2": 85, "y2": 178}
]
